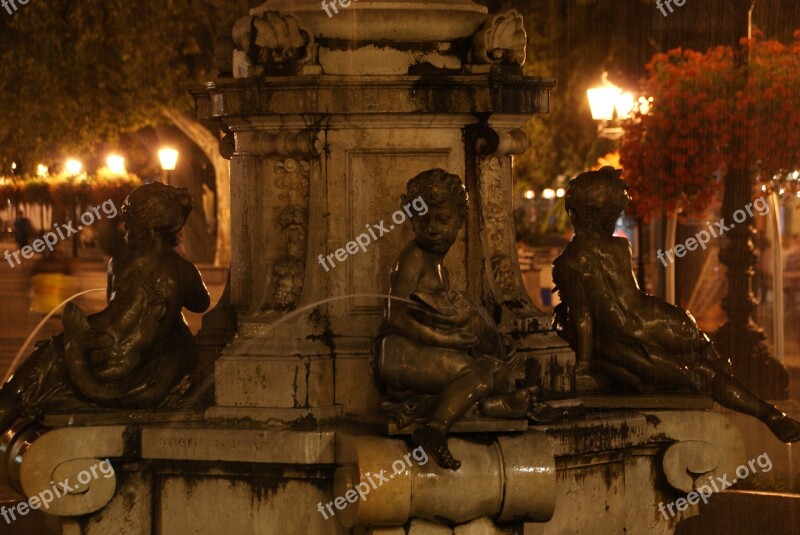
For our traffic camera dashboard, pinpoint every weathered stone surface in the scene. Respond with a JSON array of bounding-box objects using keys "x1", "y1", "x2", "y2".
[{"x1": 141, "y1": 428, "x2": 335, "y2": 464}]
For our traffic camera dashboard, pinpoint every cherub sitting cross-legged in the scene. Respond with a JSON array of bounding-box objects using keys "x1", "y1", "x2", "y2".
[{"x1": 374, "y1": 169, "x2": 535, "y2": 470}]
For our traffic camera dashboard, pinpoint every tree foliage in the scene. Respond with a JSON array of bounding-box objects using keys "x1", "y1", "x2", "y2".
[
  {"x1": 0, "y1": 0, "x2": 215, "y2": 170},
  {"x1": 620, "y1": 32, "x2": 800, "y2": 220}
]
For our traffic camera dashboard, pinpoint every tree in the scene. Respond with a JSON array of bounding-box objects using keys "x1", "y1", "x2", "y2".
[
  {"x1": 620, "y1": 33, "x2": 800, "y2": 220},
  {"x1": 0, "y1": 0, "x2": 234, "y2": 265}
]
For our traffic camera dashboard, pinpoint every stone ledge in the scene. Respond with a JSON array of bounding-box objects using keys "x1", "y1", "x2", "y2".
[{"x1": 140, "y1": 427, "x2": 336, "y2": 464}]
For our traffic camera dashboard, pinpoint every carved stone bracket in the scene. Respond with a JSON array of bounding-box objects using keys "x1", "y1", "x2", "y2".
[
  {"x1": 643, "y1": 411, "x2": 746, "y2": 494},
  {"x1": 472, "y1": 125, "x2": 549, "y2": 334},
  {"x1": 2, "y1": 422, "x2": 129, "y2": 516},
  {"x1": 231, "y1": 11, "x2": 320, "y2": 77}
]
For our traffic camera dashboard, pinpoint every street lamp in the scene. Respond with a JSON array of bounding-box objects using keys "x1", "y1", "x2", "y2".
[
  {"x1": 65, "y1": 159, "x2": 83, "y2": 176},
  {"x1": 587, "y1": 73, "x2": 635, "y2": 140},
  {"x1": 106, "y1": 154, "x2": 126, "y2": 175},
  {"x1": 36, "y1": 164, "x2": 48, "y2": 177},
  {"x1": 158, "y1": 148, "x2": 179, "y2": 184}
]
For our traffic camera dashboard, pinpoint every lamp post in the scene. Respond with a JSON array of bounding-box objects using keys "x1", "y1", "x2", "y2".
[
  {"x1": 65, "y1": 159, "x2": 82, "y2": 258},
  {"x1": 713, "y1": 0, "x2": 788, "y2": 399},
  {"x1": 158, "y1": 148, "x2": 179, "y2": 184}
]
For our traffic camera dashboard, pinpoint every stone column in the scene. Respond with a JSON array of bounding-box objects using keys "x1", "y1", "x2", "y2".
[{"x1": 195, "y1": 0, "x2": 565, "y2": 425}]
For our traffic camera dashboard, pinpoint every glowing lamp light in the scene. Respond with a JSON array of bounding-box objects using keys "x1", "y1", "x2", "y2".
[
  {"x1": 36, "y1": 164, "x2": 48, "y2": 177},
  {"x1": 523, "y1": 189, "x2": 536, "y2": 200},
  {"x1": 542, "y1": 188, "x2": 556, "y2": 200},
  {"x1": 556, "y1": 188, "x2": 566, "y2": 198},
  {"x1": 587, "y1": 73, "x2": 623, "y2": 121},
  {"x1": 158, "y1": 148, "x2": 179, "y2": 172},
  {"x1": 614, "y1": 92, "x2": 636, "y2": 120},
  {"x1": 106, "y1": 154, "x2": 126, "y2": 175},
  {"x1": 65, "y1": 159, "x2": 83, "y2": 176}
]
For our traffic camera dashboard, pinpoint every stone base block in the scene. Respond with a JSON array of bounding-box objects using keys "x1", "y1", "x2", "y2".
[{"x1": 215, "y1": 356, "x2": 334, "y2": 408}]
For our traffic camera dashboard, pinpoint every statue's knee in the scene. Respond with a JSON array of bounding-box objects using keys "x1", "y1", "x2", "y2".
[{"x1": 472, "y1": 367, "x2": 494, "y2": 396}]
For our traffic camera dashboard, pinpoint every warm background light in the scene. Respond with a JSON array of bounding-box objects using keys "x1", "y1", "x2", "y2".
[
  {"x1": 542, "y1": 188, "x2": 556, "y2": 200},
  {"x1": 523, "y1": 189, "x2": 535, "y2": 200},
  {"x1": 65, "y1": 159, "x2": 83, "y2": 175},
  {"x1": 36, "y1": 164, "x2": 48, "y2": 177},
  {"x1": 106, "y1": 154, "x2": 126, "y2": 175},
  {"x1": 158, "y1": 148, "x2": 179, "y2": 171}
]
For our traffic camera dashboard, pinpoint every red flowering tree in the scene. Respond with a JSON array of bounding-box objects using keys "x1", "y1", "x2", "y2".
[{"x1": 620, "y1": 32, "x2": 800, "y2": 221}]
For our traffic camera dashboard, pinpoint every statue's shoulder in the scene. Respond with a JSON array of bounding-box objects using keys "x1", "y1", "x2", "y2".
[{"x1": 553, "y1": 241, "x2": 591, "y2": 270}]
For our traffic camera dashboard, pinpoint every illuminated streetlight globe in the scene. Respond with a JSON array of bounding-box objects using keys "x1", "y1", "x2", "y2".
[
  {"x1": 36, "y1": 164, "x2": 48, "y2": 177},
  {"x1": 106, "y1": 154, "x2": 126, "y2": 175},
  {"x1": 542, "y1": 188, "x2": 556, "y2": 200},
  {"x1": 158, "y1": 148, "x2": 179, "y2": 172},
  {"x1": 587, "y1": 73, "x2": 622, "y2": 121},
  {"x1": 65, "y1": 159, "x2": 83, "y2": 176},
  {"x1": 523, "y1": 189, "x2": 535, "y2": 200}
]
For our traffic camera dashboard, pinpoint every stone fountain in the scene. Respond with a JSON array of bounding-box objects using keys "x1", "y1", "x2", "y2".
[{"x1": 1, "y1": 1, "x2": 747, "y2": 533}]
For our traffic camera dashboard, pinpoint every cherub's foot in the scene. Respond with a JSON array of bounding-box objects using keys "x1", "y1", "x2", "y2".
[
  {"x1": 766, "y1": 412, "x2": 800, "y2": 443},
  {"x1": 479, "y1": 386, "x2": 538, "y2": 419},
  {"x1": 411, "y1": 424, "x2": 460, "y2": 471}
]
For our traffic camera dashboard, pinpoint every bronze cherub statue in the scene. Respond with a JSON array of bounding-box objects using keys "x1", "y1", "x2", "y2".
[
  {"x1": 373, "y1": 169, "x2": 536, "y2": 470},
  {"x1": 553, "y1": 166, "x2": 800, "y2": 443},
  {"x1": 0, "y1": 182, "x2": 211, "y2": 432}
]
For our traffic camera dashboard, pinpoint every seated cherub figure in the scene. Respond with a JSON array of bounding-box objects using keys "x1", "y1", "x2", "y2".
[
  {"x1": 0, "y1": 182, "x2": 211, "y2": 432},
  {"x1": 374, "y1": 169, "x2": 535, "y2": 470},
  {"x1": 553, "y1": 166, "x2": 800, "y2": 443}
]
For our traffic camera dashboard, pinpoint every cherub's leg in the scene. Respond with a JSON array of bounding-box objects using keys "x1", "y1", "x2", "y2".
[
  {"x1": 412, "y1": 362, "x2": 494, "y2": 470},
  {"x1": 694, "y1": 361, "x2": 800, "y2": 443}
]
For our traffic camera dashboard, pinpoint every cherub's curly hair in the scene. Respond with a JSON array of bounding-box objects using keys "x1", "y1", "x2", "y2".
[
  {"x1": 565, "y1": 166, "x2": 629, "y2": 233},
  {"x1": 122, "y1": 182, "x2": 193, "y2": 247},
  {"x1": 402, "y1": 168, "x2": 468, "y2": 220}
]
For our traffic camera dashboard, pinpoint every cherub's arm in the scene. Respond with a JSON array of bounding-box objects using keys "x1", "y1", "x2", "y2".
[
  {"x1": 386, "y1": 254, "x2": 476, "y2": 349},
  {"x1": 556, "y1": 269, "x2": 593, "y2": 365},
  {"x1": 184, "y1": 262, "x2": 211, "y2": 313}
]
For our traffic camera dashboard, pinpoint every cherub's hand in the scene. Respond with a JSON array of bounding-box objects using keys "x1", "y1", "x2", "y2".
[
  {"x1": 436, "y1": 329, "x2": 478, "y2": 349},
  {"x1": 410, "y1": 304, "x2": 466, "y2": 327}
]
